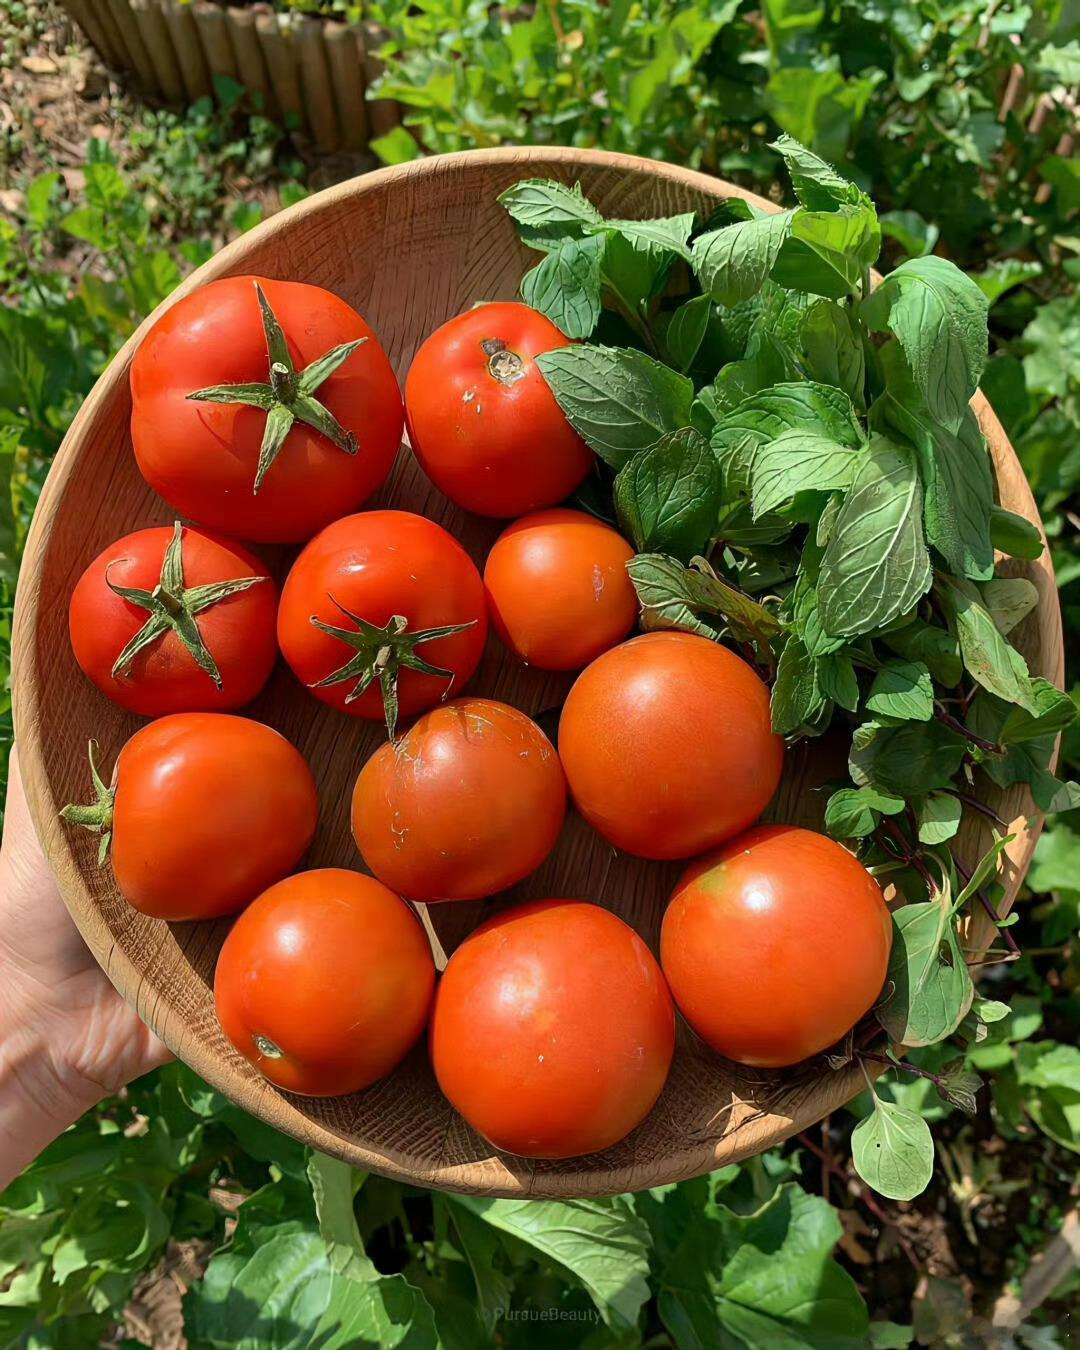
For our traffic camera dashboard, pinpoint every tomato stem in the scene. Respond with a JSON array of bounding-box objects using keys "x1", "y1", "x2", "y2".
[{"x1": 60, "y1": 740, "x2": 116, "y2": 866}]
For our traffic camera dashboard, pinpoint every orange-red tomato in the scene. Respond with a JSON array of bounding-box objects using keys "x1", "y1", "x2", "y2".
[
  {"x1": 483, "y1": 509, "x2": 638, "y2": 671},
  {"x1": 431, "y1": 900, "x2": 674, "y2": 1157},
  {"x1": 352, "y1": 698, "x2": 565, "y2": 902},
  {"x1": 131, "y1": 276, "x2": 403, "y2": 543},
  {"x1": 661, "y1": 825, "x2": 893, "y2": 1067},
  {"x1": 89, "y1": 714, "x2": 317, "y2": 920},
  {"x1": 68, "y1": 524, "x2": 278, "y2": 717},
  {"x1": 558, "y1": 632, "x2": 783, "y2": 860},
  {"x1": 215, "y1": 868, "x2": 435, "y2": 1096},
  {"x1": 277, "y1": 511, "x2": 487, "y2": 729},
  {"x1": 404, "y1": 303, "x2": 593, "y2": 517}
]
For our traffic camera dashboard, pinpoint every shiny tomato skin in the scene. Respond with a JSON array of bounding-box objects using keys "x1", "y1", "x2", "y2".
[
  {"x1": 404, "y1": 303, "x2": 593, "y2": 517},
  {"x1": 68, "y1": 526, "x2": 278, "y2": 717},
  {"x1": 558, "y1": 632, "x2": 784, "y2": 860},
  {"x1": 131, "y1": 276, "x2": 403, "y2": 543},
  {"x1": 111, "y1": 713, "x2": 318, "y2": 920},
  {"x1": 214, "y1": 868, "x2": 435, "y2": 1096},
  {"x1": 277, "y1": 511, "x2": 488, "y2": 721},
  {"x1": 352, "y1": 698, "x2": 565, "y2": 902},
  {"x1": 661, "y1": 825, "x2": 893, "y2": 1068},
  {"x1": 483, "y1": 509, "x2": 637, "y2": 671},
  {"x1": 431, "y1": 900, "x2": 674, "y2": 1158}
]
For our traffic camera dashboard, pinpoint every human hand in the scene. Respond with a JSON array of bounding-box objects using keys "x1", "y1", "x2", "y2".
[{"x1": 0, "y1": 750, "x2": 171, "y2": 1187}]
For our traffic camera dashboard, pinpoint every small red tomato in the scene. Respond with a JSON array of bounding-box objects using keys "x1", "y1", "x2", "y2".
[
  {"x1": 352, "y1": 698, "x2": 565, "y2": 902},
  {"x1": 483, "y1": 509, "x2": 638, "y2": 671},
  {"x1": 277, "y1": 510, "x2": 488, "y2": 738},
  {"x1": 404, "y1": 302, "x2": 593, "y2": 517},
  {"x1": 661, "y1": 826, "x2": 893, "y2": 1067},
  {"x1": 558, "y1": 632, "x2": 784, "y2": 860},
  {"x1": 69, "y1": 521, "x2": 278, "y2": 717},
  {"x1": 61, "y1": 714, "x2": 318, "y2": 921},
  {"x1": 131, "y1": 276, "x2": 403, "y2": 543},
  {"x1": 214, "y1": 868, "x2": 435, "y2": 1096},
  {"x1": 431, "y1": 900, "x2": 674, "y2": 1157}
]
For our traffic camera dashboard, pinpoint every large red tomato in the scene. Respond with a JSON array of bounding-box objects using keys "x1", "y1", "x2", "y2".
[
  {"x1": 61, "y1": 714, "x2": 317, "y2": 921},
  {"x1": 661, "y1": 825, "x2": 893, "y2": 1067},
  {"x1": 558, "y1": 632, "x2": 783, "y2": 860},
  {"x1": 352, "y1": 698, "x2": 565, "y2": 902},
  {"x1": 215, "y1": 868, "x2": 435, "y2": 1096},
  {"x1": 431, "y1": 900, "x2": 674, "y2": 1158},
  {"x1": 277, "y1": 511, "x2": 488, "y2": 738},
  {"x1": 69, "y1": 522, "x2": 278, "y2": 717},
  {"x1": 130, "y1": 276, "x2": 403, "y2": 543},
  {"x1": 483, "y1": 509, "x2": 638, "y2": 671},
  {"x1": 404, "y1": 302, "x2": 593, "y2": 517}
]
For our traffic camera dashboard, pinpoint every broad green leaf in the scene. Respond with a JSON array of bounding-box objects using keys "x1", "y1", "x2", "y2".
[
  {"x1": 450, "y1": 1196, "x2": 650, "y2": 1332},
  {"x1": 852, "y1": 1098, "x2": 934, "y2": 1201},
  {"x1": 935, "y1": 574, "x2": 1037, "y2": 713},
  {"x1": 692, "y1": 209, "x2": 794, "y2": 306},
  {"x1": 1015, "y1": 1042, "x2": 1080, "y2": 1153},
  {"x1": 614, "y1": 427, "x2": 721, "y2": 561},
  {"x1": 989, "y1": 505, "x2": 1044, "y2": 561},
  {"x1": 818, "y1": 437, "x2": 932, "y2": 638},
  {"x1": 770, "y1": 135, "x2": 867, "y2": 212},
  {"x1": 879, "y1": 209, "x2": 939, "y2": 259},
  {"x1": 996, "y1": 678, "x2": 1077, "y2": 745},
  {"x1": 440, "y1": 1202, "x2": 512, "y2": 1338},
  {"x1": 771, "y1": 636, "x2": 828, "y2": 736},
  {"x1": 665, "y1": 295, "x2": 712, "y2": 372},
  {"x1": 849, "y1": 719, "x2": 968, "y2": 797},
  {"x1": 369, "y1": 126, "x2": 421, "y2": 165},
  {"x1": 1021, "y1": 293, "x2": 1080, "y2": 401},
  {"x1": 519, "y1": 235, "x2": 603, "y2": 339},
  {"x1": 876, "y1": 901, "x2": 975, "y2": 1047},
  {"x1": 536, "y1": 345, "x2": 693, "y2": 469},
  {"x1": 866, "y1": 659, "x2": 934, "y2": 721},
  {"x1": 825, "y1": 786, "x2": 904, "y2": 839},
  {"x1": 600, "y1": 213, "x2": 696, "y2": 261},
  {"x1": 627, "y1": 553, "x2": 782, "y2": 652},
  {"x1": 763, "y1": 65, "x2": 877, "y2": 165},
  {"x1": 916, "y1": 793, "x2": 962, "y2": 844},
  {"x1": 970, "y1": 258, "x2": 1042, "y2": 306},
  {"x1": 862, "y1": 255, "x2": 989, "y2": 431},
  {"x1": 817, "y1": 651, "x2": 859, "y2": 711},
  {"x1": 771, "y1": 204, "x2": 881, "y2": 300},
  {"x1": 600, "y1": 229, "x2": 678, "y2": 316},
  {"x1": 981, "y1": 577, "x2": 1038, "y2": 636},
  {"x1": 882, "y1": 619, "x2": 962, "y2": 688},
  {"x1": 752, "y1": 431, "x2": 863, "y2": 519},
  {"x1": 800, "y1": 299, "x2": 866, "y2": 410},
  {"x1": 497, "y1": 177, "x2": 603, "y2": 242}
]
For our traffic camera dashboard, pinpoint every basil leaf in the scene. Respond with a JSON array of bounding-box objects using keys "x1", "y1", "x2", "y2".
[
  {"x1": 801, "y1": 299, "x2": 866, "y2": 411},
  {"x1": 770, "y1": 135, "x2": 868, "y2": 212},
  {"x1": 497, "y1": 178, "x2": 603, "y2": 243},
  {"x1": 614, "y1": 428, "x2": 721, "y2": 561},
  {"x1": 996, "y1": 678, "x2": 1078, "y2": 746},
  {"x1": 882, "y1": 619, "x2": 963, "y2": 688},
  {"x1": 692, "y1": 209, "x2": 795, "y2": 306},
  {"x1": 866, "y1": 659, "x2": 934, "y2": 722},
  {"x1": 771, "y1": 204, "x2": 881, "y2": 300},
  {"x1": 824, "y1": 786, "x2": 905, "y2": 839},
  {"x1": 852, "y1": 1098, "x2": 934, "y2": 1201},
  {"x1": 862, "y1": 255, "x2": 989, "y2": 432},
  {"x1": 536, "y1": 346, "x2": 693, "y2": 469},
  {"x1": 850, "y1": 719, "x2": 967, "y2": 797},
  {"x1": 665, "y1": 295, "x2": 712, "y2": 372},
  {"x1": 519, "y1": 235, "x2": 604, "y2": 340},
  {"x1": 981, "y1": 577, "x2": 1038, "y2": 636},
  {"x1": 876, "y1": 901, "x2": 975, "y2": 1047},
  {"x1": 935, "y1": 574, "x2": 1037, "y2": 713},
  {"x1": 752, "y1": 431, "x2": 864, "y2": 519},
  {"x1": 990, "y1": 505, "x2": 1044, "y2": 561},
  {"x1": 916, "y1": 792, "x2": 962, "y2": 844},
  {"x1": 818, "y1": 437, "x2": 933, "y2": 638}
]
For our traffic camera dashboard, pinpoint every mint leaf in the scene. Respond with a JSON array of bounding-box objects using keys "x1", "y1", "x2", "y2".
[
  {"x1": 981, "y1": 577, "x2": 1039, "y2": 636},
  {"x1": 850, "y1": 719, "x2": 968, "y2": 797},
  {"x1": 752, "y1": 431, "x2": 864, "y2": 519},
  {"x1": 877, "y1": 900, "x2": 975, "y2": 1047},
  {"x1": 852, "y1": 1097, "x2": 934, "y2": 1201},
  {"x1": 882, "y1": 619, "x2": 962, "y2": 688},
  {"x1": 498, "y1": 178, "x2": 603, "y2": 243},
  {"x1": 772, "y1": 636, "x2": 828, "y2": 736},
  {"x1": 771, "y1": 204, "x2": 881, "y2": 299},
  {"x1": 601, "y1": 214, "x2": 696, "y2": 261},
  {"x1": 862, "y1": 255, "x2": 989, "y2": 432},
  {"x1": 866, "y1": 659, "x2": 934, "y2": 721},
  {"x1": 800, "y1": 299, "x2": 866, "y2": 410},
  {"x1": 627, "y1": 553, "x2": 781, "y2": 652},
  {"x1": 989, "y1": 505, "x2": 1044, "y2": 560},
  {"x1": 917, "y1": 792, "x2": 962, "y2": 844},
  {"x1": 935, "y1": 574, "x2": 1037, "y2": 713},
  {"x1": 692, "y1": 209, "x2": 795, "y2": 306},
  {"x1": 665, "y1": 295, "x2": 712, "y2": 372},
  {"x1": 614, "y1": 427, "x2": 720, "y2": 560},
  {"x1": 519, "y1": 235, "x2": 604, "y2": 339},
  {"x1": 818, "y1": 437, "x2": 932, "y2": 638},
  {"x1": 536, "y1": 346, "x2": 693, "y2": 469},
  {"x1": 825, "y1": 786, "x2": 905, "y2": 839},
  {"x1": 770, "y1": 135, "x2": 868, "y2": 212},
  {"x1": 996, "y1": 678, "x2": 1077, "y2": 745}
]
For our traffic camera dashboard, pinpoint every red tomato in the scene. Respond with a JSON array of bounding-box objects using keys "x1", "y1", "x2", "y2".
[
  {"x1": 277, "y1": 511, "x2": 488, "y2": 736},
  {"x1": 214, "y1": 868, "x2": 435, "y2": 1096},
  {"x1": 404, "y1": 303, "x2": 593, "y2": 517},
  {"x1": 68, "y1": 522, "x2": 278, "y2": 717},
  {"x1": 352, "y1": 698, "x2": 565, "y2": 902},
  {"x1": 661, "y1": 826, "x2": 893, "y2": 1067},
  {"x1": 131, "y1": 276, "x2": 403, "y2": 543},
  {"x1": 431, "y1": 900, "x2": 674, "y2": 1157},
  {"x1": 558, "y1": 632, "x2": 783, "y2": 860},
  {"x1": 61, "y1": 714, "x2": 317, "y2": 921},
  {"x1": 483, "y1": 509, "x2": 638, "y2": 671}
]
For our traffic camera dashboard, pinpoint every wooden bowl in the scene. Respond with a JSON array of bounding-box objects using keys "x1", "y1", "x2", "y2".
[{"x1": 13, "y1": 147, "x2": 1064, "y2": 1197}]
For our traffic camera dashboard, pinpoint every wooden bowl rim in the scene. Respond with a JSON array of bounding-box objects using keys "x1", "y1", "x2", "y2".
[{"x1": 12, "y1": 146, "x2": 1064, "y2": 1196}]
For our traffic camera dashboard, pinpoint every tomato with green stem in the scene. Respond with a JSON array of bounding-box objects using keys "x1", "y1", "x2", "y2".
[
  {"x1": 69, "y1": 522, "x2": 278, "y2": 717},
  {"x1": 214, "y1": 868, "x2": 435, "y2": 1096},
  {"x1": 661, "y1": 825, "x2": 893, "y2": 1067},
  {"x1": 404, "y1": 303, "x2": 593, "y2": 517},
  {"x1": 277, "y1": 510, "x2": 487, "y2": 739},
  {"x1": 61, "y1": 714, "x2": 318, "y2": 921},
  {"x1": 131, "y1": 276, "x2": 403, "y2": 543},
  {"x1": 431, "y1": 899, "x2": 675, "y2": 1158}
]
